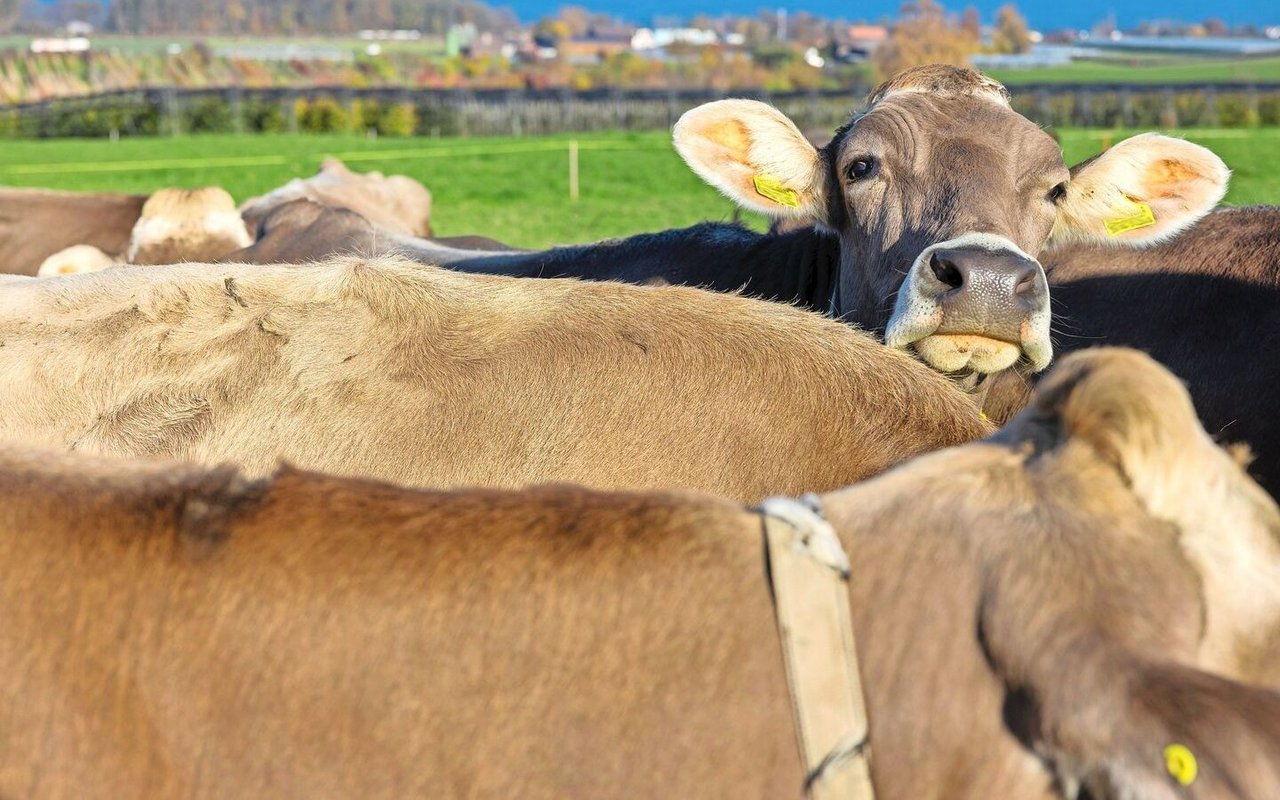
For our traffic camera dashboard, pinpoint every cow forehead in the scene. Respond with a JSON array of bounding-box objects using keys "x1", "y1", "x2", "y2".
[{"x1": 834, "y1": 94, "x2": 1063, "y2": 175}]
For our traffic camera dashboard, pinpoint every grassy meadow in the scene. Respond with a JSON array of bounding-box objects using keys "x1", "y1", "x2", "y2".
[
  {"x1": 0, "y1": 126, "x2": 1275, "y2": 248},
  {"x1": 988, "y1": 56, "x2": 1280, "y2": 86}
]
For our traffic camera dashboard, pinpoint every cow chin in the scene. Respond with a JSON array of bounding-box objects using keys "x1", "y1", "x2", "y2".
[{"x1": 913, "y1": 334, "x2": 1023, "y2": 374}]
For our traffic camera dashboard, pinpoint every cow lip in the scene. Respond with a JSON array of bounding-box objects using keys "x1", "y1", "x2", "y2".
[{"x1": 924, "y1": 332, "x2": 1022, "y2": 348}]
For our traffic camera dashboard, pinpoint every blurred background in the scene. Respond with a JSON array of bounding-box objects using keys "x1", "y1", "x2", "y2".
[{"x1": 0, "y1": 0, "x2": 1276, "y2": 247}]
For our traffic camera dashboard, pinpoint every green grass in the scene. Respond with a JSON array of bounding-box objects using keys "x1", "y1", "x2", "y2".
[
  {"x1": 0, "y1": 127, "x2": 1275, "y2": 248},
  {"x1": 988, "y1": 56, "x2": 1280, "y2": 86}
]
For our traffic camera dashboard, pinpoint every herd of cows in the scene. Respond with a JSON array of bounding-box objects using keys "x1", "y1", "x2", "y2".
[{"x1": 1, "y1": 64, "x2": 1279, "y2": 797}]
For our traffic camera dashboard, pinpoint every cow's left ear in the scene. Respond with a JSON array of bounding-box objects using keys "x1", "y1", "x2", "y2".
[
  {"x1": 1050, "y1": 133, "x2": 1229, "y2": 247},
  {"x1": 673, "y1": 99, "x2": 827, "y2": 221}
]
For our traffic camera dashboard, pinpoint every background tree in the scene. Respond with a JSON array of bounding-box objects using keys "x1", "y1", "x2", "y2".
[
  {"x1": 873, "y1": 0, "x2": 979, "y2": 80},
  {"x1": 1202, "y1": 18, "x2": 1228, "y2": 36},
  {"x1": 992, "y1": 4, "x2": 1032, "y2": 54}
]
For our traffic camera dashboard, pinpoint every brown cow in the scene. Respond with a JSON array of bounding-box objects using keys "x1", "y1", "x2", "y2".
[
  {"x1": 127, "y1": 186, "x2": 254, "y2": 265},
  {"x1": 220, "y1": 199, "x2": 518, "y2": 266},
  {"x1": 0, "y1": 256, "x2": 989, "y2": 501},
  {"x1": 0, "y1": 186, "x2": 145, "y2": 275},
  {"x1": 239, "y1": 157, "x2": 433, "y2": 238},
  {"x1": 0, "y1": 349, "x2": 1276, "y2": 799},
  {"x1": 673, "y1": 65, "x2": 1227, "y2": 375}
]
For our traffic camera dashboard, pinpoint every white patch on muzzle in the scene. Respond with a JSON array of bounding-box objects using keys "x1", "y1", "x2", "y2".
[{"x1": 885, "y1": 232, "x2": 1053, "y2": 374}]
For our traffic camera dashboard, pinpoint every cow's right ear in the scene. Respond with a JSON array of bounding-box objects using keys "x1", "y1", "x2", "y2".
[{"x1": 674, "y1": 100, "x2": 826, "y2": 221}]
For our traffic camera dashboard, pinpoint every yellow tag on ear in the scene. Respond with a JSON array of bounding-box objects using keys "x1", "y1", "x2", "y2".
[
  {"x1": 1164, "y1": 743, "x2": 1198, "y2": 787},
  {"x1": 753, "y1": 174, "x2": 799, "y2": 208},
  {"x1": 1104, "y1": 201, "x2": 1157, "y2": 236}
]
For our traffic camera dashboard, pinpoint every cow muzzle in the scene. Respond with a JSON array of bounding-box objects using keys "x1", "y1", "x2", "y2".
[{"x1": 885, "y1": 233, "x2": 1052, "y2": 374}]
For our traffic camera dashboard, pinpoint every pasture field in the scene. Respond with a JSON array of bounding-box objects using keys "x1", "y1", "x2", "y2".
[
  {"x1": 0, "y1": 127, "x2": 1276, "y2": 248},
  {"x1": 988, "y1": 56, "x2": 1280, "y2": 86}
]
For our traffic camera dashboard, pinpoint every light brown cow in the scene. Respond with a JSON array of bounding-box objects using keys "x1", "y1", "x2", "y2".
[
  {"x1": 0, "y1": 186, "x2": 145, "y2": 275},
  {"x1": 126, "y1": 186, "x2": 254, "y2": 265},
  {"x1": 218, "y1": 199, "x2": 518, "y2": 266},
  {"x1": 0, "y1": 349, "x2": 1276, "y2": 799},
  {"x1": 34, "y1": 243, "x2": 121, "y2": 277},
  {"x1": 674, "y1": 65, "x2": 1228, "y2": 375},
  {"x1": 0, "y1": 256, "x2": 989, "y2": 501},
  {"x1": 239, "y1": 157, "x2": 433, "y2": 238}
]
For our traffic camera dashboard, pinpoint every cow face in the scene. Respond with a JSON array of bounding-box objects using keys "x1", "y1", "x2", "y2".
[
  {"x1": 998, "y1": 348, "x2": 1280, "y2": 685},
  {"x1": 674, "y1": 65, "x2": 1229, "y2": 376}
]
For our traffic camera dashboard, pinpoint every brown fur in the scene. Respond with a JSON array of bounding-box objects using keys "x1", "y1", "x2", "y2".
[
  {"x1": 864, "y1": 63, "x2": 1011, "y2": 107},
  {"x1": 0, "y1": 256, "x2": 989, "y2": 501},
  {"x1": 0, "y1": 186, "x2": 144, "y2": 275},
  {"x1": 220, "y1": 199, "x2": 517, "y2": 266},
  {"x1": 239, "y1": 157, "x2": 433, "y2": 237},
  {"x1": 1, "y1": 348, "x2": 1276, "y2": 798}
]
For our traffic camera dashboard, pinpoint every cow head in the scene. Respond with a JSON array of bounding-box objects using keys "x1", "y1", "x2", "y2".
[
  {"x1": 128, "y1": 187, "x2": 253, "y2": 266},
  {"x1": 674, "y1": 65, "x2": 1229, "y2": 376}
]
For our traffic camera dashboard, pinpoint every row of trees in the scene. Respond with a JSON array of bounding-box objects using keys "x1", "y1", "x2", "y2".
[{"x1": 873, "y1": 0, "x2": 1030, "y2": 79}]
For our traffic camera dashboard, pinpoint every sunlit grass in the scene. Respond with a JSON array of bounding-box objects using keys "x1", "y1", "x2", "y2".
[{"x1": 0, "y1": 126, "x2": 1273, "y2": 248}]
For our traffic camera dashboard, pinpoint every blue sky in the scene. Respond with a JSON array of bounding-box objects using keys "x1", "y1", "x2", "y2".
[{"x1": 507, "y1": 0, "x2": 1278, "y2": 31}]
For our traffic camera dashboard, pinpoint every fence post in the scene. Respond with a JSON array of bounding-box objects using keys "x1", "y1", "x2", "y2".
[
  {"x1": 229, "y1": 86, "x2": 244, "y2": 134},
  {"x1": 161, "y1": 87, "x2": 180, "y2": 136},
  {"x1": 1161, "y1": 88, "x2": 1178, "y2": 128},
  {"x1": 1205, "y1": 85, "x2": 1219, "y2": 127},
  {"x1": 569, "y1": 139, "x2": 579, "y2": 202},
  {"x1": 285, "y1": 89, "x2": 299, "y2": 133},
  {"x1": 1076, "y1": 88, "x2": 1092, "y2": 127}
]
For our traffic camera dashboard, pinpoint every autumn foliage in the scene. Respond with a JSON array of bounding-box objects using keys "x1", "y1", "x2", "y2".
[{"x1": 873, "y1": 0, "x2": 980, "y2": 80}]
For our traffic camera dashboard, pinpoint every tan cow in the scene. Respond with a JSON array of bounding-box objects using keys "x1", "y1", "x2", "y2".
[
  {"x1": 0, "y1": 186, "x2": 145, "y2": 275},
  {"x1": 35, "y1": 243, "x2": 121, "y2": 277},
  {"x1": 126, "y1": 186, "x2": 254, "y2": 265},
  {"x1": 0, "y1": 256, "x2": 989, "y2": 501},
  {"x1": 0, "y1": 349, "x2": 1276, "y2": 799},
  {"x1": 239, "y1": 157, "x2": 433, "y2": 238}
]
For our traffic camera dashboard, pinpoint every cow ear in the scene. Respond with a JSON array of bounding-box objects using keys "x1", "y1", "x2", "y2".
[
  {"x1": 674, "y1": 99, "x2": 826, "y2": 221},
  {"x1": 1051, "y1": 133, "x2": 1229, "y2": 247}
]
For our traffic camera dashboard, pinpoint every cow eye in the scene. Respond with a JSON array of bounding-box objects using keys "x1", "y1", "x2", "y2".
[
  {"x1": 846, "y1": 158, "x2": 876, "y2": 181},
  {"x1": 1048, "y1": 182, "x2": 1067, "y2": 204}
]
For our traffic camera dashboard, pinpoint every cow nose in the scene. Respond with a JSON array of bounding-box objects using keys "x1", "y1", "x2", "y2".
[{"x1": 925, "y1": 246, "x2": 1041, "y2": 308}]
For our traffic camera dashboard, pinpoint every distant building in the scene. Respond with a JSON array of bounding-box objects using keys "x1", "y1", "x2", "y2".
[
  {"x1": 846, "y1": 24, "x2": 887, "y2": 50},
  {"x1": 631, "y1": 28, "x2": 718, "y2": 50},
  {"x1": 561, "y1": 33, "x2": 633, "y2": 64},
  {"x1": 359, "y1": 30, "x2": 423, "y2": 41},
  {"x1": 827, "y1": 24, "x2": 887, "y2": 62},
  {"x1": 30, "y1": 38, "x2": 90, "y2": 54}
]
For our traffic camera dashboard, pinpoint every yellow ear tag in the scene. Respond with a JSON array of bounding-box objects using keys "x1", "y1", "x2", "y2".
[
  {"x1": 1104, "y1": 201, "x2": 1157, "y2": 236},
  {"x1": 979, "y1": 411, "x2": 990, "y2": 422},
  {"x1": 753, "y1": 174, "x2": 799, "y2": 208},
  {"x1": 1164, "y1": 743, "x2": 1198, "y2": 787}
]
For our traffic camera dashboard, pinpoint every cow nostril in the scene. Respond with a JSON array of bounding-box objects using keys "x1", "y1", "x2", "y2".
[
  {"x1": 1014, "y1": 268, "x2": 1038, "y2": 296},
  {"x1": 929, "y1": 253, "x2": 964, "y2": 289}
]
